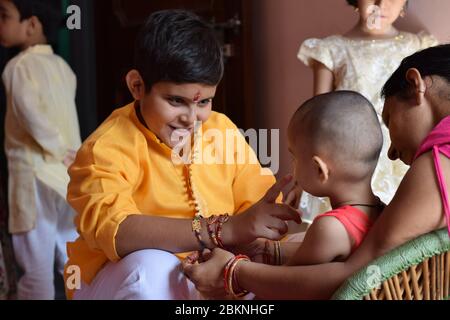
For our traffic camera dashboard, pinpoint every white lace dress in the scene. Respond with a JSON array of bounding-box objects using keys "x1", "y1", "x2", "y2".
[{"x1": 298, "y1": 31, "x2": 438, "y2": 223}]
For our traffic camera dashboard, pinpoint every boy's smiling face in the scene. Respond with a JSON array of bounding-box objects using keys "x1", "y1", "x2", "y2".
[
  {"x1": 139, "y1": 82, "x2": 216, "y2": 148},
  {"x1": 0, "y1": 0, "x2": 27, "y2": 48}
]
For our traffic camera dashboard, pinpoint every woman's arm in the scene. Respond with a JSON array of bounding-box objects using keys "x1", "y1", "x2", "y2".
[
  {"x1": 184, "y1": 152, "x2": 450, "y2": 299},
  {"x1": 183, "y1": 247, "x2": 350, "y2": 300},
  {"x1": 240, "y1": 153, "x2": 448, "y2": 298},
  {"x1": 349, "y1": 152, "x2": 448, "y2": 261},
  {"x1": 313, "y1": 61, "x2": 334, "y2": 96}
]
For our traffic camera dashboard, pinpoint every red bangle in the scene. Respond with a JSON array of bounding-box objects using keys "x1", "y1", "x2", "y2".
[
  {"x1": 223, "y1": 256, "x2": 236, "y2": 294},
  {"x1": 223, "y1": 254, "x2": 250, "y2": 297}
]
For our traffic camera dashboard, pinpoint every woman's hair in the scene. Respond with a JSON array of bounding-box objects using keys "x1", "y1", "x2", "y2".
[
  {"x1": 12, "y1": 0, "x2": 63, "y2": 43},
  {"x1": 382, "y1": 44, "x2": 450, "y2": 99},
  {"x1": 134, "y1": 10, "x2": 224, "y2": 92}
]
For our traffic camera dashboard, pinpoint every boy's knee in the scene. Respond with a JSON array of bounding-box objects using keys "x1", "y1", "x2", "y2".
[
  {"x1": 120, "y1": 249, "x2": 180, "y2": 274},
  {"x1": 113, "y1": 250, "x2": 186, "y2": 300}
]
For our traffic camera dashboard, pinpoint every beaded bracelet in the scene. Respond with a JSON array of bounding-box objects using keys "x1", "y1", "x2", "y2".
[
  {"x1": 206, "y1": 215, "x2": 220, "y2": 247},
  {"x1": 205, "y1": 214, "x2": 229, "y2": 249},
  {"x1": 216, "y1": 214, "x2": 229, "y2": 249}
]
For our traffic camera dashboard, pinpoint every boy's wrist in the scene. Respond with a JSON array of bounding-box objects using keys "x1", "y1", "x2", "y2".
[
  {"x1": 199, "y1": 218, "x2": 215, "y2": 249},
  {"x1": 198, "y1": 215, "x2": 234, "y2": 250},
  {"x1": 221, "y1": 216, "x2": 237, "y2": 247}
]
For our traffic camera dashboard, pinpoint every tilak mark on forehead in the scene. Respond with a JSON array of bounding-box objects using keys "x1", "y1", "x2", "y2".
[{"x1": 193, "y1": 92, "x2": 201, "y2": 103}]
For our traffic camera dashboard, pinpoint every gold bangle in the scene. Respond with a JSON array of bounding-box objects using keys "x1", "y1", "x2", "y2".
[
  {"x1": 224, "y1": 255, "x2": 250, "y2": 298},
  {"x1": 277, "y1": 241, "x2": 282, "y2": 265},
  {"x1": 228, "y1": 258, "x2": 250, "y2": 298},
  {"x1": 192, "y1": 215, "x2": 207, "y2": 250},
  {"x1": 273, "y1": 240, "x2": 282, "y2": 266}
]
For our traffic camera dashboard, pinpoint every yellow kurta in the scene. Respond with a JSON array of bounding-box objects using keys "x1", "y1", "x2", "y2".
[{"x1": 65, "y1": 102, "x2": 276, "y2": 298}]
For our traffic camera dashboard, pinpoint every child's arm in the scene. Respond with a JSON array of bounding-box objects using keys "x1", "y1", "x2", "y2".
[
  {"x1": 231, "y1": 239, "x2": 303, "y2": 264},
  {"x1": 285, "y1": 216, "x2": 352, "y2": 266},
  {"x1": 312, "y1": 61, "x2": 334, "y2": 96},
  {"x1": 183, "y1": 247, "x2": 351, "y2": 300},
  {"x1": 114, "y1": 179, "x2": 301, "y2": 259}
]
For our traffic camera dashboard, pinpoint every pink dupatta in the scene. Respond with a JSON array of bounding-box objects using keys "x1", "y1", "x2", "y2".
[{"x1": 413, "y1": 116, "x2": 450, "y2": 236}]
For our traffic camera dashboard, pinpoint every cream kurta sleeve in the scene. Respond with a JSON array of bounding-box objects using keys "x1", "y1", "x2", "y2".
[{"x1": 11, "y1": 62, "x2": 68, "y2": 162}]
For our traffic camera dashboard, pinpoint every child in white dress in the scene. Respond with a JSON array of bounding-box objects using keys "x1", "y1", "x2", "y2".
[{"x1": 297, "y1": 0, "x2": 438, "y2": 222}]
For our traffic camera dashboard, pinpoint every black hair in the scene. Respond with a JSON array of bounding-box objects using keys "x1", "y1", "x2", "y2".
[
  {"x1": 382, "y1": 44, "x2": 450, "y2": 99},
  {"x1": 134, "y1": 10, "x2": 224, "y2": 92},
  {"x1": 12, "y1": 0, "x2": 62, "y2": 44}
]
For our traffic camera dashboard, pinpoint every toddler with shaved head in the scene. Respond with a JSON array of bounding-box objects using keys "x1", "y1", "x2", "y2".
[{"x1": 286, "y1": 90, "x2": 384, "y2": 266}]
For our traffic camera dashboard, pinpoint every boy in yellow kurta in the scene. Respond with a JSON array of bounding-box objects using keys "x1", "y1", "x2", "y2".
[{"x1": 64, "y1": 10, "x2": 301, "y2": 300}]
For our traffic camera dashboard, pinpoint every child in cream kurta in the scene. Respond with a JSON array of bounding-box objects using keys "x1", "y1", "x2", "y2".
[
  {"x1": 298, "y1": 31, "x2": 438, "y2": 222},
  {"x1": 3, "y1": 44, "x2": 82, "y2": 299}
]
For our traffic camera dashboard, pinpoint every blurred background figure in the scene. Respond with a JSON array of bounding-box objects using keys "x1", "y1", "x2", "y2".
[
  {"x1": 0, "y1": 0, "x2": 81, "y2": 299},
  {"x1": 297, "y1": 0, "x2": 438, "y2": 222}
]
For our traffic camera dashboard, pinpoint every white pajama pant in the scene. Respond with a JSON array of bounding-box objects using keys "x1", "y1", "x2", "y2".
[
  {"x1": 73, "y1": 249, "x2": 203, "y2": 300},
  {"x1": 12, "y1": 178, "x2": 78, "y2": 300},
  {"x1": 73, "y1": 237, "x2": 311, "y2": 300}
]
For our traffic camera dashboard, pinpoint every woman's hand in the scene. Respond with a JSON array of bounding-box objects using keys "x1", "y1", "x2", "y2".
[
  {"x1": 182, "y1": 248, "x2": 235, "y2": 299},
  {"x1": 223, "y1": 175, "x2": 302, "y2": 246}
]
